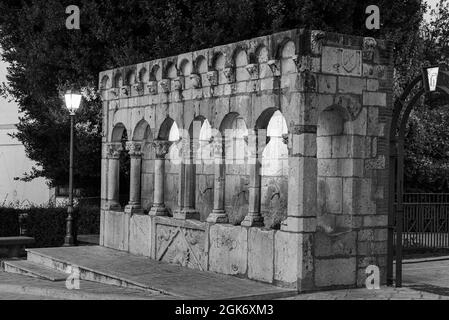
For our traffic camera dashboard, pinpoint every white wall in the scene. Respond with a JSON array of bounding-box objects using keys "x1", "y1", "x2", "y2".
[{"x1": 0, "y1": 58, "x2": 53, "y2": 207}]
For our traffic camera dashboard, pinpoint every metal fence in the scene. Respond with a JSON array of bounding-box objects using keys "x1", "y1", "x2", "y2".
[{"x1": 398, "y1": 194, "x2": 449, "y2": 250}]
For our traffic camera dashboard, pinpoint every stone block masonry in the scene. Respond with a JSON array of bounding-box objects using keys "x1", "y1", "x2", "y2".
[{"x1": 99, "y1": 28, "x2": 393, "y2": 292}]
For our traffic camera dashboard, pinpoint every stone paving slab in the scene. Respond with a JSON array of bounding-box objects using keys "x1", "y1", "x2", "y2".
[
  {"x1": 26, "y1": 246, "x2": 296, "y2": 300},
  {"x1": 283, "y1": 286, "x2": 449, "y2": 300},
  {"x1": 0, "y1": 270, "x2": 168, "y2": 300}
]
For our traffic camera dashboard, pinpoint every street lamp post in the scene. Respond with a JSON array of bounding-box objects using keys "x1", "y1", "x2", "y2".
[{"x1": 64, "y1": 90, "x2": 82, "y2": 246}]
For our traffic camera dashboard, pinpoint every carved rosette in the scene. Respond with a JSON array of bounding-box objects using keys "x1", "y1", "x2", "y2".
[
  {"x1": 147, "y1": 81, "x2": 158, "y2": 95},
  {"x1": 125, "y1": 141, "x2": 143, "y2": 158},
  {"x1": 190, "y1": 74, "x2": 202, "y2": 88},
  {"x1": 363, "y1": 37, "x2": 377, "y2": 61},
  {"x1": 107, "y1": 142, "x2": 123, "y2": 159},
  {"x1": 133, "y1": 83, "x2": 145, "y2": 95},
  {"x1": 152, "y1": 140, "x2": 172, "y2": 159},
  {"x1": 223, "y1": 67, "x2": 235, "y2": 83},
  {"x1": 172, "y1": 77, "x2": 184, "y2": 91},
  {"x1": 267, "y1": 60, "x2": 280, "y2": 76},
  {"x1": 245, "y1": 64, "x2": 259, "y2": 80},
  {"x1": 158, "y1": 79, "x2": 170, "y2": 93},
  {"x1": 206, "y1": 71, "x2": 218, "y2": 86},
  {"x1": 311, "y1": 30, "x2": 326, "y2": 55}
]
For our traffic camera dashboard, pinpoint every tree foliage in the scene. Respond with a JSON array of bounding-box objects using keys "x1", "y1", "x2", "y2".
[{"x1": 0, "y1": 0, "x2": 437, "y2": 194}]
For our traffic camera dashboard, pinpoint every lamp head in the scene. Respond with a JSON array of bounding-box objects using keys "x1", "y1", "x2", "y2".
[{"x1": 64, "y1": 89, "x2": 82, "y2": 114}]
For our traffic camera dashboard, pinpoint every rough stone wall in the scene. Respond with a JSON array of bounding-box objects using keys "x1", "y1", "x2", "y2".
[{"x1": 99, "y1": 28, "x2": 393, "y2": 291}]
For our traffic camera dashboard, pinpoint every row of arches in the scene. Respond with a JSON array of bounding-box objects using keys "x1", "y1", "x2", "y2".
[
  {"x1": 107, "y1": 103, "x2": 363, "y2": 231},
  {"x1": 108, "y1": 109, "x2": 289, "y2": 227},
  {"x1": 100, "y1": 39, "x2": 300, "y2": 90}
]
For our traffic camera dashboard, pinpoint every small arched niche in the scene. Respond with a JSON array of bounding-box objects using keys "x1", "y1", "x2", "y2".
[
  {"x1": 235, "y1": 49, "x2": 249, "y2": 81},
  {"x1": 316, "y1": 105, "x2": 352, "y2": 233},
  {"x1": 280, "y1": 40, "x2": 296, "y2": 75}
]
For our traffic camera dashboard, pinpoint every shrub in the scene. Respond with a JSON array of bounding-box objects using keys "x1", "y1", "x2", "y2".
[
  {"x1": 0, "y1": 207, "x2": 20, "y2": 237},
  {"x1": 0, "y1": 204, "x2": 100, "y2": 247}
]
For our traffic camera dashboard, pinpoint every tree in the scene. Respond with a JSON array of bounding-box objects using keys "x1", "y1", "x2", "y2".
[
  {"x1": 0, "y1": 0, "x2": 429, "y2": 194},
  {"x1": 404, "y1": 0, "x2": 449, "y2": 192}
]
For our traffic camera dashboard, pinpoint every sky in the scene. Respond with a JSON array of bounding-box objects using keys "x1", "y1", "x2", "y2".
[{"x1": 425, "y1": 0, "x2": 440, "y2": 22}]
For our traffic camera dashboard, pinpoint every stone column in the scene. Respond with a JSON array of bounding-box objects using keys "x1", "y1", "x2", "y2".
[
  {"x1": 207, "y1": 138, "x2": 227, "y2": 223},
  {"x1": 241, "y1": 130, "x2": 264, "y2": 227},
  {"x1": 281, "y1": 132, "x2": 317, "y2": 233},
  {"x1": 149, "y1": 140, "x2": 172, "y2": 216},
  {"x1": 106, "y1": 142, "x2": 123, "y2": 210},
  {"x1": 174, "y1": 138, "x2": 200, "y2": 220},
  {"x1": 124, "y1": 141, "x2": 143, "y2": 214}
]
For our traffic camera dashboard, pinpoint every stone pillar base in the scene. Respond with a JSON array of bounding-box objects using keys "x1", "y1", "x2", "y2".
[
  {"x1": 149, "y1": 205, "x2": 168, "y2": 216},
  {"x1": 207, "y1": 210, "x2": 228, "y2": 223},
  {"x1": 124, "y1": 204, "x2": 144, "y2": 215},
  {"x1": 241, "y1": 214, "x2": 264, "y2": 227},
  {"x1": 106, "y1": 202, "x2": 121, "y2": 211},
  {"x1": 174, "y1": 208, "x2": 200, "y2": 220}
]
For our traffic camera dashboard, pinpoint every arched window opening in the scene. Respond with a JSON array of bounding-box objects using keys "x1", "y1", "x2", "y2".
[{"x1": 119, "y1": 129, "x2": 130, "y2": 208}]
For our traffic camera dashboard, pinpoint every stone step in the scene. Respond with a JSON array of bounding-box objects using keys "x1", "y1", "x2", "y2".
[
  {"x1": 25, "y1": 249, "x2": 162, "y2": 294},
  {"x1": 2, "y1": 260, "x2": 68, "y2": 281}
]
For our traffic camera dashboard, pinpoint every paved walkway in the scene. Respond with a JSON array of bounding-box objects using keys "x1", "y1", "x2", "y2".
[
  {"x1": 25, "y1": 246, "x2": 295, "y2": 299},
  {"x1": 3, "y1": 248, "x2": 449, "y2": 300},
  {"x1": 0, "y1": 270, "x2": 167, "y2": 300}
]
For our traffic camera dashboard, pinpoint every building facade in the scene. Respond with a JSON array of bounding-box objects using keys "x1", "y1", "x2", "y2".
[
  {"x1": 98, "y1": 29, "x2": 393, "y2": 291},
  {"x1": 0, "y1": 59, "x2": 52, "y2": 207}
]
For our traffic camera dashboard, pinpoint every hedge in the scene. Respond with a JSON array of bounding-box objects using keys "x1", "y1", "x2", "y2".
[
  {"x1": 0, "y1": 207, "x2": 20, "y2": 237},
  {"x1": 0, "y1": 204, "x2": 100, "y2": 247}
]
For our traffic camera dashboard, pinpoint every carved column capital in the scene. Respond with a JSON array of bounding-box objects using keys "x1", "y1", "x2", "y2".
[
  {"x1": 223, "y1": 67, "x2": 235, "y2": 83},
  {"x1": 311, "y1": 30, "x2": 326, "y2": 55},
  {"x1": 125, "y1": 141, "x2": 143, "y2": 157},
  {"x1": 133, "y1": 82, "x2": 145, "y2": 95},
  {"x1": 245, "y1": 64, "x2": 259, "y2": 80},
  {"x1": 267, "y1": 60, "x2": 280, "y2": 76},
  {"x1": 107, "y1": 142, "x2": 123, "y2": 159},
  {"x1": 206, "y1": 71, "x2": 218, "y2": 86},
  {"x1": 147, "y1": 81, "x2": 158, "y2": 95},
  {"x1": 190, "y1": 74, "x2": 202, "y2": 88},
  {"x1": 172, "y1": 77, "x2": 184, "y2": 91},
  {"x1": 363, "y1": 37, "x2": 377, "y2": 61},
  {"x1": 158, "y1": 79, "x2": 170, "y2": 93},
  {"x1": 152, "y1": 140, "x2": 172, "y2": 158}
]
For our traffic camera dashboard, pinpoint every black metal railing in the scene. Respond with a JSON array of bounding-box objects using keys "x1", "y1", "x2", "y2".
[{"x1": 395, "y1": 194, "x2": 449, "y2": 249}]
